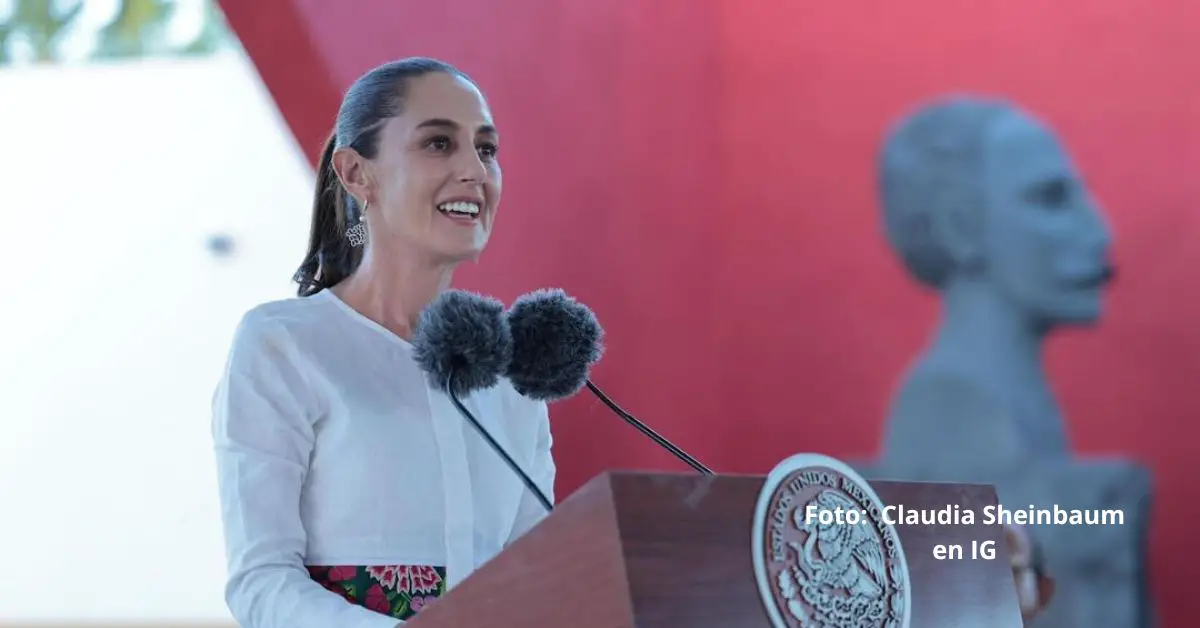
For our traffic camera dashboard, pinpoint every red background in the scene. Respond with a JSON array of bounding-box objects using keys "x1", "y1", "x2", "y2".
[{"x1": 221, "y1": 1, "x2": 1200, "y2": 624}]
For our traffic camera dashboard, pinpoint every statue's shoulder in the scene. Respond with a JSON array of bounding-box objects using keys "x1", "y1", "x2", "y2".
[{"x1": 881, "y1": 358, "x2": 1027, "y2": 470}]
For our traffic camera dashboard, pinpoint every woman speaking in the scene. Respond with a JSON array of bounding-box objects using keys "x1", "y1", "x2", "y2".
[{"x1": 211, "y1": 58, "x2": 554, "y2": 628}]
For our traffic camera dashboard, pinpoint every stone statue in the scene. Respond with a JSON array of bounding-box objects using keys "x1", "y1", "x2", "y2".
[
  {"x1": 867, "y1": 95, "x2": 1154, "y2": 627},
  {"x1": 877, "y1": 96, "x2": 1111, "y2": 469}
]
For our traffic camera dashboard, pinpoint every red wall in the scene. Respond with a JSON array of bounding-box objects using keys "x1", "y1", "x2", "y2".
[{"x1": 222, "y1": 1, "x2": 1200, "y2": 624}]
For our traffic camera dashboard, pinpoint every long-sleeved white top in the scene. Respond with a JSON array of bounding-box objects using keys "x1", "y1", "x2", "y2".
[{"x1": 212, "y1": 289, "x2": 555, "y2": 628}]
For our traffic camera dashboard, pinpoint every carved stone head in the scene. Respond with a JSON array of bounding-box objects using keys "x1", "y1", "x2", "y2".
[{"x1": 877, "y1": 95, "x2": 1114, "y2": 325}]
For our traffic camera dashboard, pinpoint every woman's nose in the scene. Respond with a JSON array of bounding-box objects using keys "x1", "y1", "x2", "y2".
[{"x1": 456, "y1": 152, "x2": 487, "y2": 183}]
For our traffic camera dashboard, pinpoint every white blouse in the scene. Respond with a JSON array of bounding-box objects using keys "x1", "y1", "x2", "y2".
[{"x1": 212, "y1": 289, "x2": 555, "y2": 628}]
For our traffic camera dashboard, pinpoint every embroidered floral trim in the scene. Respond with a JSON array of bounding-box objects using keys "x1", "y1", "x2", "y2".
[{"x1": 308, "y1": 564, "x2": 446, "y2": 620}]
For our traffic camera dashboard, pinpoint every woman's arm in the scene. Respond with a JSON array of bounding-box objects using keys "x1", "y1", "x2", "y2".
[
  {"x1": 213, "y1": 314, "x2": 400, "y2": 628},
  {"x1": 505, "y1": 401, "x2": 557, "y2": 544}
]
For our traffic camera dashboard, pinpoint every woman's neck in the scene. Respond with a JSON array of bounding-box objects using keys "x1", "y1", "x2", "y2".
[{"x1": 333, "y1": 245, "x2": 456, "y2": 341}]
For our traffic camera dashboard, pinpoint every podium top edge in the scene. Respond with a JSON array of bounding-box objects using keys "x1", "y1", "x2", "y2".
[{"x1": 589, "y1": 469, "x2": 999, "y2": 491}]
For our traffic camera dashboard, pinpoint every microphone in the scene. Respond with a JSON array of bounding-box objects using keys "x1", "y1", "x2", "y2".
[
  {"x1": 412, "y1": 289, "x2": 553, "y2": 512},
  {"x1": 505, "y1": 288, "x2": 714, "y2": 475}
]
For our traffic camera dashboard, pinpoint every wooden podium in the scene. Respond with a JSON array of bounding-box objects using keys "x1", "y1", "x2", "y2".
[{"x1": 407, "y1": 469, "x2": 1024, "y2": 627}]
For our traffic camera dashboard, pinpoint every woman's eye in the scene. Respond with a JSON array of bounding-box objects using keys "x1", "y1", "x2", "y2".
[
  {"x1": 425, "y1": 136, "x2": 452, "y2": 152},
  {"x1": 477, "y1": 142, "x2": 498, "y2": 160}
]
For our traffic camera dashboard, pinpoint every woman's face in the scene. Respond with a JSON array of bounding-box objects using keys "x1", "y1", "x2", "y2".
[{"x1": 346, "y1": 72, "x2": 502, "y2": 264}]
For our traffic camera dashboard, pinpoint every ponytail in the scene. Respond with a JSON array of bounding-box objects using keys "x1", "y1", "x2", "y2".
[{"x1": 294, "y1": 133, "x2": 363, "y2": 297}]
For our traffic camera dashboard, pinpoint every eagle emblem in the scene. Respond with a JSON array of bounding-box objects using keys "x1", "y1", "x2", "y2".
[{"x1": 752, "y1": 454, "x2": 911, "y2": 628}]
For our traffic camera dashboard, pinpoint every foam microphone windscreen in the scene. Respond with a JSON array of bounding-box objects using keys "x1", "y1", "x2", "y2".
[
  {"x1": 506, "y1": 288, "x2": 604, "y2": 401},
  {"x1": 412, "y1": 289, "x2": 512, "y2": 397}
]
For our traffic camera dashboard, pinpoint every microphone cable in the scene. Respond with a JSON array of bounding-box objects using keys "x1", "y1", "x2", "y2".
[
  {"x1": 585, "y1": 380, "x2": 713, "y2": 475},
  {"x1": 446, "y1": 371, "x2": 554, "y2": 512}
]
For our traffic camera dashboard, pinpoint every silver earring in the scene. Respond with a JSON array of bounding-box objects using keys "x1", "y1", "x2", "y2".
[{"x1": 346, "y1": 201, "x2": 368, "y2": 247}]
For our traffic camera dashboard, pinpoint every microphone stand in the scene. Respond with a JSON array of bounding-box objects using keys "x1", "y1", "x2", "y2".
[
  {"x1": 446, "y1": 373, "x2": 554, "y2": 512},
  {"x1": 585, "y1": 380, "x2": 714, "y2": 475}
]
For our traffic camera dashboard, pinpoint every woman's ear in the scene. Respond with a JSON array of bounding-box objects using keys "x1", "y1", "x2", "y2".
[{"x1": 331, "y1": 148, "x2": 374, "y2": 206}]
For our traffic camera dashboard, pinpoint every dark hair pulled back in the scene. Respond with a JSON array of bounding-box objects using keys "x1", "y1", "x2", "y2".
[{"x1": 294, "y1": 57, "x2": 475, "y2": 297}]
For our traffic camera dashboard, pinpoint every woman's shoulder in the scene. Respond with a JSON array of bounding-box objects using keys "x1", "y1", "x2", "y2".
[
  {"x1": 228, "y1": 293, "x2": 334, "y2": 354},
  {"x1": 241, "y1": 292, "x2": 329, "y2": 326}
]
